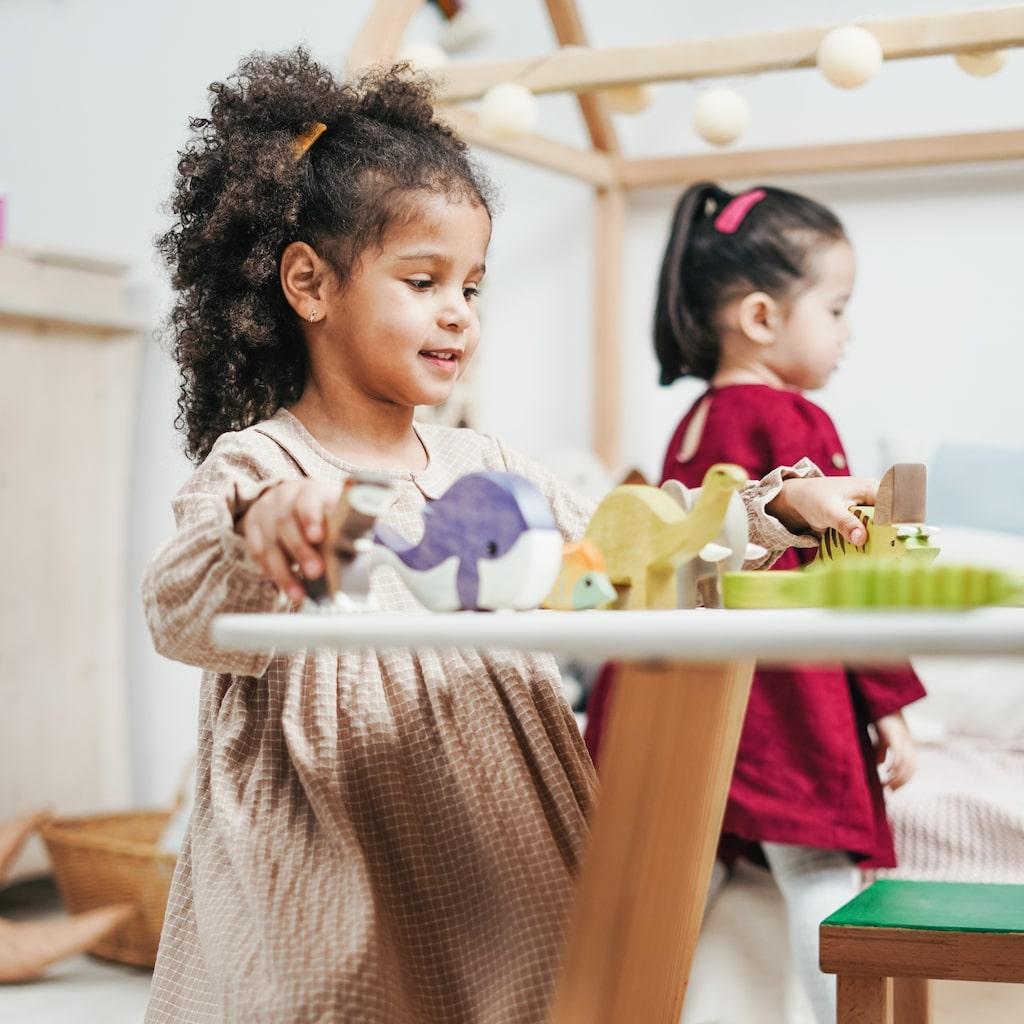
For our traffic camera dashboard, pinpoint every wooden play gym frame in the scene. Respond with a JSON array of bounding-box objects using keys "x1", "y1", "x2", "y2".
[
  {"x1": 340, "y1": 8, "x2": 1024, "y2": 1023},
  {"x1": 347, "y1": 2, "x2": 1024, "y2": 472}
]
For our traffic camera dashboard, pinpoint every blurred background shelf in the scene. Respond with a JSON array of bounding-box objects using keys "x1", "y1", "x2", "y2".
[{"x1": 0, "y1": 247, "x2": 143, "y2": 883}]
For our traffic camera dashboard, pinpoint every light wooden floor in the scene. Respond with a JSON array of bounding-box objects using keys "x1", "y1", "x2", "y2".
[{"x1": 2, "y1": 877, "x2": 1022, "y2": 1023}]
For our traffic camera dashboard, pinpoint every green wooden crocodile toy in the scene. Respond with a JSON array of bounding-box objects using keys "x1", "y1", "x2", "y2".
[{"x1": 723, "y1": 559, "x2": 1024, "y2": 609}]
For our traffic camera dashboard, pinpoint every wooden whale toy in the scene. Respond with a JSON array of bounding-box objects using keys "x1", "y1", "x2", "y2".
[{"x1": 373, "y1": 472, "x2": 563, "y2": 611}]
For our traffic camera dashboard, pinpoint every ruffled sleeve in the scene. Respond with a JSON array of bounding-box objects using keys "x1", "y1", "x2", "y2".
[{"x1": 741, "y1": 457, "x2": 825, "y2": 570}]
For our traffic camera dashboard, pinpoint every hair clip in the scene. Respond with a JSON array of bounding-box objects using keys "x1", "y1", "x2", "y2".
[
  {"x1": 292, "y1": 122, "x2": 327, "y2": 161},
  {"x1": 714, "y1": 189, "x2": 767, "y2": 234}
]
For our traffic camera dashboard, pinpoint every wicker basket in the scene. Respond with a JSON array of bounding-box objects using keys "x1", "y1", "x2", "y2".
[{"x1": 39, "y1": 810, "x2": 177, "y2": 967}]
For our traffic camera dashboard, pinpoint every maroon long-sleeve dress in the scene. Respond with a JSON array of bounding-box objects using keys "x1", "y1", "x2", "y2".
[{"x1": 584, "y1": 384, "x2": 926, "y2": 868}]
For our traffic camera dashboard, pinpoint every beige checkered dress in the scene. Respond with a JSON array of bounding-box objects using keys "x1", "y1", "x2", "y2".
[{"x1": 142, "y1": 409, "x2": 811, "y2": 1023}]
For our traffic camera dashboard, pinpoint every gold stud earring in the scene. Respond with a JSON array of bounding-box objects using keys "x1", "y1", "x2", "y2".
[{"x1": 308, "y1": 309, "x2": 319, "y2": 323}]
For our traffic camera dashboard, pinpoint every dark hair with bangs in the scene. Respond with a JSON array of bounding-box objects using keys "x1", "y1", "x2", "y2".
[{"x1": 654, "y1": 182, "x2": 846, "y2": 385}]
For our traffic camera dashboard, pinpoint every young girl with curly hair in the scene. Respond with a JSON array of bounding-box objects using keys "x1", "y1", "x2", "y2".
[{"x1": 143, "y1": 51, "x2": 884, "y2": 1023}]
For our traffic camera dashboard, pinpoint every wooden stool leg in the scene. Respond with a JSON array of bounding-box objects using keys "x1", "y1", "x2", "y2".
[
  {"x1": 548, "y1": 659, "x2": 755, "y2": 1024},
  {"x1": 893, "y1": 977, "x2": 929, "y2": 1024},
  {"x1": 837, "y1": 975, "x2": 889, "y2": 1024}
]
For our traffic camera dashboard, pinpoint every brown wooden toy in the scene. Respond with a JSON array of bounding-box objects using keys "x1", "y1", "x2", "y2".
[
  {"x1": 584, "y1": 464, "x2": 748, "y2": 609},
  {"x1": 304, "y1": 473, "x2": 396, "y2": 607}
]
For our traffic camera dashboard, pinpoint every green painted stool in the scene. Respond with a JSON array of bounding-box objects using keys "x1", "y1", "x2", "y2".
[{"x1": 820, "y1": 880, "x2": 1024, "y2": 1023}]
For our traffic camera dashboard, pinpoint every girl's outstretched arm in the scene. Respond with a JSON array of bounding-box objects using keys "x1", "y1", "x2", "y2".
[
  {"x1": 767, "y1": 474, "x2": 878, "y2": 546},
  {"x1": 141, "y1": 432, "x2": 301, "y2": 676}
]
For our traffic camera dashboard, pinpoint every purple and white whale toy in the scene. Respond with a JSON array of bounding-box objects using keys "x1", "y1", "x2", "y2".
[{"x1": 373, "y1": 472, "x2": 563, "y2": 612}]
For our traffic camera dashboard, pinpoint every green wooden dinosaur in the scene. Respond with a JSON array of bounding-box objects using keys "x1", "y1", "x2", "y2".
[{"x1": 815, "y1": 464, "x2": 939, "y2": 565}]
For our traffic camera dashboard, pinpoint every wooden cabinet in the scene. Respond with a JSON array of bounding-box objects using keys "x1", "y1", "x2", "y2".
[{"x1": 0, "y1": 248, "x2": 141, "y2": 882}]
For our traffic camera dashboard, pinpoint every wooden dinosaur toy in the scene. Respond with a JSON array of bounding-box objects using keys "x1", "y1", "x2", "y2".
[
  {"x1": 816, "y1": 464, "x2": 939, "y2": 565},
  {"x1": 661, "y1": 479, "x2": 767, "y2": 608},
  {"x1": 543, "y1": 540, "x2": 617, "y2": 610},
  {"x1": 584, "y1": 464, "x2": 749, "y2": 609},
  {"x1": 373, "y1": 472, "x2": 563, "y2": 611}
]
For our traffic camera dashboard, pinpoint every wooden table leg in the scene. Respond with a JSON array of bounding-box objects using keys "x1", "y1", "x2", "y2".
[
  {"x1": 893, "y1": 977, "x2": 929, "y2": 1024},
  {"x1": 837, "y1": 975, "x2": 890, "y2": 1024},
  {"x1": 548, "y1": 658, "x2": 755, "y2": 1024}
]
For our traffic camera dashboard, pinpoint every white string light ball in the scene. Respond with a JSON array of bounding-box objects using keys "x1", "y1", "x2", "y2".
[
  {"x1": 479, "y1": 82, "x2": 538, "y2": 139},
  {"x1": 558, "y1": 44, "x2": 653, "y2": 116},
  {"x1": 397, "y1": 41, "x2": 450, "y2": 71},
  {"x1": 693, "y1": 87, "x2": 750, "y2": 147},
  {"x1": 602, "y1": 84, "x2": 654, "y2": 115},
  {"x1": 817, "y1": 25, "x2": 883, "y2": 89},
  {"x1": 955, "y1": 49, "x2": 1008, "y2": 77},
  {"x1": 437, "y1": 9, "x2": 489, "y2": 54}
]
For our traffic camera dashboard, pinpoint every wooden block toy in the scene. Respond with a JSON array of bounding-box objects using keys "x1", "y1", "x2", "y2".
[
  {"x1": 661, "y1": 479, "x2": 767, "y2": 608},
  {"x1": 543, "y1": 540, "x2": 617, "y2": 610},
  {"x1": 373, "y1": 472, "x2": 563, "y2": 611},
  {"x1": 584, "y1": 464, "x2": 748, "y2": 610},
  {"x1": 304, "y1": 472, "x2": 396, "y2": 608}
]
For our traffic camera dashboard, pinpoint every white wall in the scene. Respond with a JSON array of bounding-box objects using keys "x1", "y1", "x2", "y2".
[{"x1": 2, "y1": 0, "x2": 1021, "y2": 803}]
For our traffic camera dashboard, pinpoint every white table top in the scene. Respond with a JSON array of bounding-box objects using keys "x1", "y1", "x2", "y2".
[{"x1": 211, "y1": 607, "x2": 1024, "y2": 665}]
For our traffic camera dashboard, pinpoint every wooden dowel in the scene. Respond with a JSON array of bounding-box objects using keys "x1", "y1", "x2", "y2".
[
  {"x1": 347, "y1": 0, "x2": 423, "y2": 75},
  {"x1": 616, "y1": 130, "x2": 1024, "y2": 189},
  {"x1": 436, "y1": 6, "x2": 1024, "y2": 100},
  {"x1": 592, "y1": 186, "x2": 626, "y2": 469},
  {"x1": 438, "y1": 103, "x2": 618, "y2": 185}
]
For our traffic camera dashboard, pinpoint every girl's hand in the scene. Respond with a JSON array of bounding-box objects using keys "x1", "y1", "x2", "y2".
[
  {"x1": 768, "y1": 476, "x2": 879, "y2": 546},
  {"x1": 874, "y1": 711, "x2": 916, "y2": 790},
  {"x1": 236, "y1": 480, "x2": 340, "y2": 604}
]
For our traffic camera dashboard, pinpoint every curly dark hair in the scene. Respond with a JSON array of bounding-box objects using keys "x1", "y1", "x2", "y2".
[{"x1": 158, "y1": 48, "x2": 494, "y2": 462}]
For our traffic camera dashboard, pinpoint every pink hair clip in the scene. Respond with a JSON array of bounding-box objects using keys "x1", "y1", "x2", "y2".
[{"x1": 714, "y1": 188, "x2": 767, "y2": 234}]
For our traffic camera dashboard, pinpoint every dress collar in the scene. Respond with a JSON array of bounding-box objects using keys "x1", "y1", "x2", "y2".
[{"x1": 256, "y1": 408, "x2": 456, "y2": 500}]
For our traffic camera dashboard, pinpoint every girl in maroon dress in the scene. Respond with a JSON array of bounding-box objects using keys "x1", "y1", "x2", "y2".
[{"x1": 584, "y1": 183, "x2": 925, "y2": 1024}]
